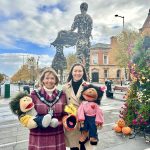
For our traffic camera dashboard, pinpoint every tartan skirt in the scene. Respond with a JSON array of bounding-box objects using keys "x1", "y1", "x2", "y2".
[{"x1": 29, "y1": 130, "x2": 66, "y2": 150}]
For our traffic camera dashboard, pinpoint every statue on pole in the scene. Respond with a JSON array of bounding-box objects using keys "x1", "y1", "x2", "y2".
[{"x1": 71, "y1": 2, "x2": 93, "y2": 74}]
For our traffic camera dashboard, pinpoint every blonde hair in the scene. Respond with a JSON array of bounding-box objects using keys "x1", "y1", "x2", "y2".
[{"x1": 39, "y1": 68, "x2": 59, "y2": 86}]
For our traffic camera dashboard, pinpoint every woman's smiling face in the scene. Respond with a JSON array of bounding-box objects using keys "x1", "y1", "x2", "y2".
[
  {"x1": 42, "y1": 72, "x2": 56, "y2": 89},
  {"x1": 72, "y1": 65, "x2": 84, "y2": 81}
]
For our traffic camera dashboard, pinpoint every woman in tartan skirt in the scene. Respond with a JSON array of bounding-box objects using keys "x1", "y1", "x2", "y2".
[{"x1": 29, "y1": 68, "x2": 67, "y2": 150}]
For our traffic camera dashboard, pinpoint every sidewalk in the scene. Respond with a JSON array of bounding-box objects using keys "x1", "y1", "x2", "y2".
[
  {"x1": 98, "y1": 128, "x2": 150, "y2": 150},
  {"x1": 0, "y1": 97, "x2": 10, "y2": 106},
  {"x1": 0, "y1": 94, "x2": 149, "y2": 150}
]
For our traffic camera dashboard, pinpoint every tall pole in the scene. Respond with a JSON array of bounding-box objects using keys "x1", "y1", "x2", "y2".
[
  {"x1": 115, "y1": 14, "x2": 127, "y2": 81},
  {"x1": 115, "y1": 14, "x2": 125, "y2": 31},
  {"x1": 123, "y1": 16, "x2": 124, "y2": 30},
  {"x1": 37, "y1": 56, "x2": 40, "y2": 79}
]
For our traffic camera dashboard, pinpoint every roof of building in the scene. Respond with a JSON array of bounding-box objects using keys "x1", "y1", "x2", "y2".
[
  {"x1": 142, "y1": 9, "x2": 150, "y2": 28},
  {"x1": 91, "y1": 43, "x2": 111, "y2": 49}
]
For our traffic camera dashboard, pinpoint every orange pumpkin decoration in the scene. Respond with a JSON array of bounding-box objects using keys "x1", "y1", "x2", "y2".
[
  {"x1": 117, "y1": 119, "x2": 125, "y2": 128},
  {"x1": 113, "y1": 124, "x2": 122, "y2": 133},
  {"x1": 122, "y1": 126, "x2": 132, "y2": 135}
]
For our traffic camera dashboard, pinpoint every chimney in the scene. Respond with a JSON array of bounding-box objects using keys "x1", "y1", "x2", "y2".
[{"x1": 111, "y1": 36, "x2": 117, "y2": 47}]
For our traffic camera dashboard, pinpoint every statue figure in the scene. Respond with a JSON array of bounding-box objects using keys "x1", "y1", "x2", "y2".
[
  {"x1": 51, "y1": 45, "x2": 67, "y2": 84},
  {"x1": 71, "y1": 2, "x2": 93, "y2": 73},
  {"x1": 51, "y1": 30, "x2": 79, "y2": 83},
  {"x1": 51, "y1": 30, "x2": 79, "y2": 48},
  {"x1": 51, "y1": 2, "x2": 93, "y2": 81}
]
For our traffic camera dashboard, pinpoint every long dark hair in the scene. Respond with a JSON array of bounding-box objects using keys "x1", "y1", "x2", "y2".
[{"x1": 67, "y1": 63, "x2": 88, "y2": 82}]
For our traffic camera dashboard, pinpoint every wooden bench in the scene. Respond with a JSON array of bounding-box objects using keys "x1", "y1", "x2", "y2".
[{"x1": 113, "y1": 86, "x2": 129, "y2": 92}]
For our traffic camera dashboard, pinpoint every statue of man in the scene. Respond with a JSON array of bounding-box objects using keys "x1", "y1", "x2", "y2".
[{"x1": 71, "y1": 2, "x2": 93, "y2": 73}]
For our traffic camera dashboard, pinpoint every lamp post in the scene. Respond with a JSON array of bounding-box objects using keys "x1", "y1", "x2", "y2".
[
  {"x1": 28, "y1": 57, "x2": 35, "y2": 88},
  {"x1": 115, "y1": 14, "x2": 124, "y2": 30},
  {"x1": 115, "y1": 14, "x2": 127, "y2": 81},
  {"x1": 36, "y1": 56, "x2": 40, "y2": 79}
]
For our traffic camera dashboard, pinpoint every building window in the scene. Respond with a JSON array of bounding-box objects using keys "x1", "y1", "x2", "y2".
[
  {"x1": 117, "y1": 70, "x2": 121, "y2": 78},
  {"x1": 104, "y1": 70, "x2": 108, "y2": 78},
  {"x1": 92, "y1": 54, "x2": 98, "y2": 64},
  {"x1": 103, "y1": 55, "x2": 108, "y2": 64}
]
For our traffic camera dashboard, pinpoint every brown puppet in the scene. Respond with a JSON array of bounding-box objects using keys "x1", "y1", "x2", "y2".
[{"x1": 78, "y1": 84, "x2": 105, "y2": 148}]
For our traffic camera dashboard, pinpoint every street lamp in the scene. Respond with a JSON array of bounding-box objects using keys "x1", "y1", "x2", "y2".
[
  {"x1": 28, "y1": 57, "x2": 35, "y2": 88},
  {"x1": 36, "y1": 56, "x2": 40, "y2": 79},
  {"x1": 115, "y1": 14, "x2": 124, "y2": 30},
  {"x1": 115, "y1": 14, "x2": 127, "y2": 81}
]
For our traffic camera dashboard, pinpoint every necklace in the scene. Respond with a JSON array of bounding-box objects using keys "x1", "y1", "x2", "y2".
[{"x1": 34, "y1": 89, "x2": 62, "y2": 116}]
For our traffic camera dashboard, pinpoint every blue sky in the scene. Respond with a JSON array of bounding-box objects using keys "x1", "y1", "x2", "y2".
[
  {"x1": 0, "y1": 39, "x2": 54, "y2": 55},
  {"x1": 0, "y1": 0, "x2": 150, "y2": 77}
]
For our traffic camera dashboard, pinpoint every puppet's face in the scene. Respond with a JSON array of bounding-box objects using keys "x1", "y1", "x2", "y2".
[
  {"x1": 20, "y1": 96, "x2": 34, "y2": 112},
  {"x1": 82, "y1": 88, "x2": 98, "y2": 102}
]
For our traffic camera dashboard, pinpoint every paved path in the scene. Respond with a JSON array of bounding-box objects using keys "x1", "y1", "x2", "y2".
[{"x1": 0, "y1": 91, "x2": 149, "y2": 150}]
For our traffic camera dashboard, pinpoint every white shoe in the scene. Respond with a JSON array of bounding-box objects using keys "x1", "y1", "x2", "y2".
[
  {"x1": 42, "y1": 114, "x2": 52, "y2": 128},
  {"x1": 50, "y1": 118, "x2": 59, "y2": 128}
]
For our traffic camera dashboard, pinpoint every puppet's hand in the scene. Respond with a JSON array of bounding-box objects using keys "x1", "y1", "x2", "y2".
[
  {"x1": 96, "y1": 123, "x2": 103, "y2": 130},
  {"x1": 78, "y1": 121, "x2": 84, "y2": 128},
  {"x1": 20, "y1": 115, "x2": 31, "y2": 126},
  {"x1": 27, "y1": 117, "x2": 38, "y2": 129},
  {"x1": 20, "y1": 115, "x2": 37, "y2": 129},
  {"x1": 64, "y1": 103, "x2": 77, "y2": 115}
]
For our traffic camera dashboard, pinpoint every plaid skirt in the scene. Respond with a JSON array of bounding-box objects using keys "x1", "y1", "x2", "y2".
[{"x1": 29, "y1": 130, "x2": 66, "y2": 150}]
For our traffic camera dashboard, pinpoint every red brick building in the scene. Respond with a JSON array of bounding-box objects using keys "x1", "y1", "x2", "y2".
[
  {"x1": 89, "y1": 9, "x2": 150, "y2": 83},
  {"x1": 89, "y1": 38, "x2": 125, "y2": 83},
  {"x1": 139, "y1": 9, "x2": 150, "y2": 36}
]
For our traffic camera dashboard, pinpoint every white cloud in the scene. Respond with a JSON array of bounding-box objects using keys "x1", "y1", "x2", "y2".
[
  {"x1": 0, "y1": 0, "x2": 149, "y2": 48},
  {"x1": 0, "y1": 0, "x2": 150, "y2": 76},
  {"x1": 38, "y1": 55, "x2": 53, "y2": 67},
  {"x1": 0, "y1": 53, "x2": 53, "y2": 76}
]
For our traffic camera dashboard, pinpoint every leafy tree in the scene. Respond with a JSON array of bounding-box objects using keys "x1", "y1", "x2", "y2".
[
  {"x1": 66, "y1": 53, "x2": 77, "y2": 71},
  {"x1": 0, "y1": 73, "x2": 4, "y2": 83},
  {"x1": 113, "y1": 29, "x2": 141, "y2": 79},
  {"x1": 11, "y1": 64, "x2": 37, "y2": 83},
  {"x1": 0, "y1": 73, "x2": 4, "y2": 96}
]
